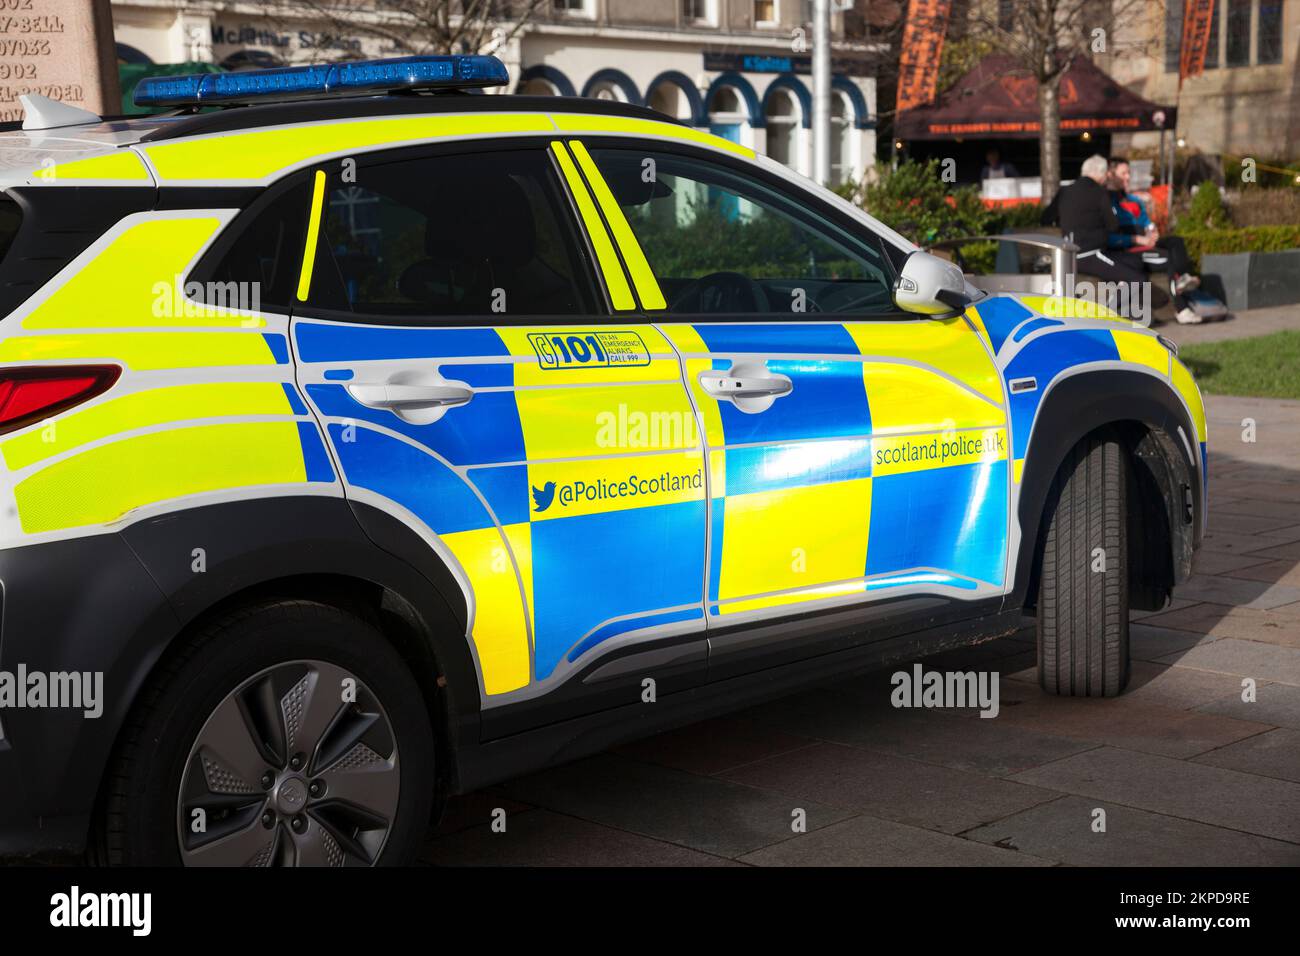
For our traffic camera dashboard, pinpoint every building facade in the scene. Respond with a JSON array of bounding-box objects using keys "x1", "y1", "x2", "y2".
[
  {"x1": 1106, "y1": 0, "x2": 1299, "y2": 162},
  {"x1": 110, "y1": 0, "x2": 883, "y2": 186}
]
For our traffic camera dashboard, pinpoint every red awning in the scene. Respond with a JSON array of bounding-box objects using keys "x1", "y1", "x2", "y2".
[{"x1": 895, "y1": 54, "x2": 1177, "y2": 140}]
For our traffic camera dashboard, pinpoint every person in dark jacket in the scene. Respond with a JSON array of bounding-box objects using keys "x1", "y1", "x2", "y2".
[{"x1": 1040, "y1": 154, "x2": 1146, "y2": 289}]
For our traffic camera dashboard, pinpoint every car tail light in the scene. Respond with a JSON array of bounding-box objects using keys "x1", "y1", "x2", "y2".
[{"x1": 0, "y1": 365, "x2": 121, "y2": 436}]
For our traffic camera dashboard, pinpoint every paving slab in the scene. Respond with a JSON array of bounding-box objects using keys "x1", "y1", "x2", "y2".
[
  {"x1": 498, "y1": 753, "x2": 854, "y2": 858},
  {"x1": 1212, "y1": 498, "x2": 1300, "y2": 523},
  {"x1": 1191, "y1": 549, "x2": 1273, "y2": 575},
  {"x1": 1125, "y1": 660, "x2": 1261, "y2": 710},
  {"x1": 614, "y1": 716, "x2": 816, "y2": 776},
  {"x1": 1157, "y1": 637, "x2": 1300, "y2": 685},
  {"x1": 1170, "y1": 573, "x2": 1300, "y2": 610},
  {"x1": 739, "y1": 813, "x2": 1054, "y2": 867},
  {"x1": 423, "y1": 808, "x2": 740, "y2": 866},
  {"x1": 1194, "y1": 728, "x2": 1300, "y2": 783},
  {"x1": 1239, "y1": 540, "x2": 1300, "y2": 562},
  {"x1": 1130, "y1": 622, "x2": 1219, "y2": 661},
  {"x1": 1009, "y1": 746, "x2": 1300, "y2": 844},
  {"x1": 435, "y1": 790, "x2": 534, "y2": 837},
  {"x1": 764, "y1": 698, "x2": 1096, "y2": 776},
  {"x1": 963, "y1": 795, "x2": 1300, "y2": 866},
  {"x1": 1206, "y1": 512, "x2": 1291, "y2": 536},
  {"x1": 990, "y1": 679, "x2": 1272, "y2": 757},
  {"x1": 1131, "y1": 597, "x2": 1199, "y2": 621},
  {"x1": 719, "y1": 741, "x2": 1061, "y2": 835},
  {"x1": 1196, "y1": 682, "x2": 1300, "y2": 729},
  {"x1": 1225, "y1": 559, "x2": 1300, "y2": 589},
  {"x1": 1197, "y1": 530, "x2": 1293, "y2": 556},
  {"x1": 1141, "y1": 603, "x2": 1300, "y2": 646}
]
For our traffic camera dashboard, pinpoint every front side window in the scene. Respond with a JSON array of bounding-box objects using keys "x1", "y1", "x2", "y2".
[
  {"x1": 307, "y1": 147, "x2": 594, "y2": 317},
  {"x1": 587, "y1": 146, "x2": 895, "y2": 316}
]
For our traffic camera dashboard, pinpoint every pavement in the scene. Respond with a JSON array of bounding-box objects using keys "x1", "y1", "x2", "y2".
[
  {"x1": 424, "y1": 309, "x2": 1300, "y2": 867},
  {"x1": 1156, "y1": 302, "x2": 1300, "y2": 346}
]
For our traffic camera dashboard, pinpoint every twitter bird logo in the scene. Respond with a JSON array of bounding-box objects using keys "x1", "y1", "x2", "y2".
[{"x1": 531, "y1": 482, "x2": 556, "y2": 513}]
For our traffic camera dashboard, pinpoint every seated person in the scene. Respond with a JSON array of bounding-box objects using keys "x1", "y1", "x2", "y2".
[
  {"x1": 1107, "y1": 156, "x2": 1202, "y2": 324},
  {"x1": 1041, "y1": 154, "x2": 1146, "y2": 289}
]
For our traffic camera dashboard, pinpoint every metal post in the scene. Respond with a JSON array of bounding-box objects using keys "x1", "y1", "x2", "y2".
[{"x1": 812, "y1": 0, "x2": 831, "y2": 185}]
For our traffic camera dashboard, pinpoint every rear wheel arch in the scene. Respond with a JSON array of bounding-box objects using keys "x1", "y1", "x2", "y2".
[
  {"x1": 1013, "y1": 368, "x2": 1201, "y2": 612},
  {"x1": 114, "y1": 498, "x2": 483, "y2": 792}
]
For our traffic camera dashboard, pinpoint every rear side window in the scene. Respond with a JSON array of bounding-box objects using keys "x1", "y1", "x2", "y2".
[
  {"x1": 0, "y1": 196, "x2": 20, "y2": 269},
  {"x1": 203, "y1": 180, "x2": 312, "y2": 313},
  {"x1": 305, "y1": 147, "x2": 596, "y2": 317}
]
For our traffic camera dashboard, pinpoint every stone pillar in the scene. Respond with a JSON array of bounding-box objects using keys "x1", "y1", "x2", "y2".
[{"x1": 0, "y1": 0, "x2": 121, "y2": 121}]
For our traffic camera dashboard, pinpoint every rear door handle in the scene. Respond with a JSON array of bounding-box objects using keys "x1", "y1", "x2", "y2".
[{"x1": 347, "y1": 383, "x2": 474, "y2": 412}]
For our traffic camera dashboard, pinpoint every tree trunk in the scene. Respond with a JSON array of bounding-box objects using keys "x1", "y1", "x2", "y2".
[{"x1": 1039, "y1": 73, "x2": 1062, "y2": 205}]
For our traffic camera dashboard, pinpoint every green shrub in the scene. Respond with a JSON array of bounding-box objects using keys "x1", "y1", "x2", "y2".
[
  {"x1": 859, "y1": 159, "x2": 993, "y2": 245},
  {"x1": 1186, "y1": 180, "x2": 1229, "y2": 230},
  {"x1": 1178, "y1": 224, "x2": 1300, "y2": 271}
]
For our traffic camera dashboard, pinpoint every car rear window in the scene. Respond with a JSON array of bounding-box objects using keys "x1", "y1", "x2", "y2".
[{"x1": 0, "y1": 195, "x2": 20, "y2": 269}]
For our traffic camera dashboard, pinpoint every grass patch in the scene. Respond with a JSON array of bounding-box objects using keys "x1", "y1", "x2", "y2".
[{"x1": 1179, "y1": 331, "x2": 1300, "y2": 399}]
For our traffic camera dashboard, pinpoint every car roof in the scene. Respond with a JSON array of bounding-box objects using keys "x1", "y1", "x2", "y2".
[{"x1": 0, "y1": 94, "x2": 669, "y2": 188}]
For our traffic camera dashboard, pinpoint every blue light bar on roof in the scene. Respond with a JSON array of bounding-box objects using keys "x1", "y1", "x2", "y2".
[{"x1": 134, "y1": 55, "x2": 509, "y2": 108}]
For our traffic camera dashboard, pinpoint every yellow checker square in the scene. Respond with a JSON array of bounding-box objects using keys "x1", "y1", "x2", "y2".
[
  {"x1": 440, "y1": 522, "x2": 532, "y2": 695},
  {"x1": 718, "y1": 478, "x2": 872, "y2": 606},
  {"x1": 845, "y1": 319, "x2": 1003, "y2": 405},
  {"x1": 23, "y1": 217, "x2": 265, "y2": 330},
  {"x1": 1172, "y1": 358, "x2": 1207, "y2": 442},
  {"x1": 1113, "y1": 330, "x2": 1172, "y2": 376},
  {"x1": 861, "y1": 362, "x2": 1005, "y2": 435},
  {"x1": 515, "y1": 382, "x2": 701, "y2": 461}
]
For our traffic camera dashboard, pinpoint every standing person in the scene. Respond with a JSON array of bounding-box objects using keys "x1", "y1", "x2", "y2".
[
  {"x1": 1107, "y1": 156, "x2": 1203, "y2": 324},
  {"x1": 981, "y1": 146, "x2": 1020, "y2": 179},
  {"x1": 1041, "y1": 154, "x2": 1147, "y2": 289}
]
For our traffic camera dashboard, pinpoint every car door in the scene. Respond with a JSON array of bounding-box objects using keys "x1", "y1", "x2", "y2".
[
  {"x1": 288, "y1": 140, "x2": 708, "y2": 717},
  {"x1": 571, "y1": 141, "x2": 1010, "y2": 665}
]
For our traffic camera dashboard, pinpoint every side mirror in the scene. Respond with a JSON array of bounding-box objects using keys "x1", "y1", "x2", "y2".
[{"x1": 893, "y1": 250, "x2": 972, "y2": 317}]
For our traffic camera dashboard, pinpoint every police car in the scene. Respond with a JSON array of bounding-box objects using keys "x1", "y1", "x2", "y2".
[{"x1": 0, "y1": 56, "x2": 1206, "y2": 866}]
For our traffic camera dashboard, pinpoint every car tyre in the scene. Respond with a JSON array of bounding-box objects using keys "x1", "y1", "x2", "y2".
[
  {"x1": 95, "y1": 599, "x2": 436, "y2": 866},
  {"x1": 1037, "y1": 431, "x2": 1131, "y2": 697}
]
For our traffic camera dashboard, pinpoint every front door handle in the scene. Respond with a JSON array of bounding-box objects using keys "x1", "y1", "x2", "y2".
[
  {"x1": 697, "y1": 363, "x2": 793, "y2": 414},
  {"x1": 698, "y1": 374, "x2": 792, "y2": 400},
  {"x1": 347, "y1": 382, "x2": 474, "y2": 411}
]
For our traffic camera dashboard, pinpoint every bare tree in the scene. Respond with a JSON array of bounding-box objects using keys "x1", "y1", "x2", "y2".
[
  {"x1": 252, "y1": 0, "x2": 548, "y2": 60},
  {"x1": 959, "y1": 0, "x2": 1154, "y2": 203}
]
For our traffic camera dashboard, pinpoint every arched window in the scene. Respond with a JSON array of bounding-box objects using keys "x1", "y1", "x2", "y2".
[
  {"x1": 116, "y1": 43, "x2": 153, "y2": 65},
  {"x1": 518, "y1": 78, "x2": 561, "y2": 96},
  {"x1": 708, "y1": 86, "x2": 742, "y2": 116},
  {"x1": 765, "y1": 88, "x2": 799, "y2": 170},
  {"x1": 587, "y1": 81, "x2": 627, "y2": 102},
  {"x1": 648, "y1": 83, "x2": 689, "y2": 121},
  {"x1": 830, "y1": 91, "x2": 853, "y2": 186}
]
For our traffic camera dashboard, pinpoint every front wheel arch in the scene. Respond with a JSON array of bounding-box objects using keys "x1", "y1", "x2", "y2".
[{"x1": 1011, "y1": 369, "x2": 1201, "y2": 613}]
